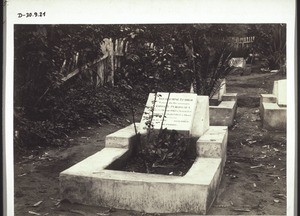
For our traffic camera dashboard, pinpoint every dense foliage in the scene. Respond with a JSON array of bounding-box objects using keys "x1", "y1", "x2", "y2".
[
  {"x1": 251, "y1": 24, "x2": 286, "y2": 70},
  {"x1": 14, "y1": 24, "x2": 286, "y2": 154}
]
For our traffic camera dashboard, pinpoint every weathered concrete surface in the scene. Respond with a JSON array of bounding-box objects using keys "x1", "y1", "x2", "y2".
[
  {"x1": 196, "y1": 126, "x2": 228, "y2": 168},
  {"x1": 272, "y1": 79, "x2": 287, "y2": 106},
  {"x1": 222, "y1": 93, "x2": 238, "y2": 101},
  {"x1": 261, "y1": 102, "x2": 286, "y2": 131},
  {"x1": 60, "y1": 150, "x2": 223, "y2": 214},
  {"x1": 60, "y1": 122, "x2": 228, "y2": 214},
  {"x1": 105, "y1": 123, "x2": 140, "y2": 148},
  {"x1": 218, "y1": 79, "x2": 226, "y2": 101},
  {"x1": 191, "y1": 96, "x2": 210, "y2": 136},
  {"x1": 259, "y1": 94, "x2": 277, "y2": 113},
  {"x1": 260, "y1": 94, "x2": 277, "y2": 104},
  {"x1": 260, "y1": 79, "x2": 287, "y2": 131},
  {"x1": 209, "y1": 101, "x2": 237, "y2": 126},
  {"x1": 60, "y1": 92, "x2": 227, "y2": 214},
  {"x1": 211, "y1": 79, "x2": 226, "y2": 102}
]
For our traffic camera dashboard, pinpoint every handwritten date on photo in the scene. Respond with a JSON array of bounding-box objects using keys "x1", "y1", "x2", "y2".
[{"x1": 17, "y1": 12, "x2": 46, "y2": 18}]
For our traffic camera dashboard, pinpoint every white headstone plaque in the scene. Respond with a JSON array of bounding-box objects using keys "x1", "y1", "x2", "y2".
[
  {"x1": 140, "y1": 93, "x2": 198, "y2": 132},
  {"x1": 139, "y1": 92, "x2": 210, "y2": 136}
]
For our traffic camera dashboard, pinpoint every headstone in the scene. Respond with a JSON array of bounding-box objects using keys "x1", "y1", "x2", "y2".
[
  {"x1": 209, "y1": 79, "x2": 226, "y2": 102},
  {"x1": 276, "y1": 79, "x2": 287, "y2": 106},
  {"x1": 139, "y1": 92, "x2": 209, "y2": 137},
  {"x1": 272, "y1": 80, "x2": 278, "y2": 99},
  {"x1": 228, "y1": 58, "x2": 246, "y2": 68},
  {"x1": 218, "y1": 79, "x2": 226, "y2": 101}
]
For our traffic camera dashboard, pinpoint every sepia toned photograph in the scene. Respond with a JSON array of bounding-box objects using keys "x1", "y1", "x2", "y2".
[
  {"x1": 4, "y1": 1, "x2": 296, "y2": 216},
  {"x1": 13, "y1": 23, "x2": 288, "y2": 216}
]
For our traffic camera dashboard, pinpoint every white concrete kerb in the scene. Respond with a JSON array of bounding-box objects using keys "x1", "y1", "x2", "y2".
[{"x1": 60, "y1": 92, "x2": 229, "y2": 214}]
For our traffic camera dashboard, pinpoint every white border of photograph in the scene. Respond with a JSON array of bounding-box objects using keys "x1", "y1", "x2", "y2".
[{"x1": 4, "y1": 0, "x2": 296, "y2": 215}]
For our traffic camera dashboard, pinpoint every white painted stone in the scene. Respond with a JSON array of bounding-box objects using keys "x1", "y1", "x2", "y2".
[
  {"x1": 277, "y1": 79, "x2": 287, "y2": 106},
  {"x1": 263, "y1": 102, "x2": 280, "y2": 109},
  {"x1": 60, "y1": 148, "x2": 223, "y2": 214},
  {"x1": 210, "y1": 79, "x2": 226, "y2": 102},
  {"x1": 139, "y1": 93, "x2": 208, "y2": 136},
  {"x1": 260, "y1": 94, "x2": 277, "y2": 103},
  {"x1": 260, "y1": 79, "x2": 287, "y2": 130},
  {"x1": 60, "y1": 91, "x2": 228, "y2": 214},
  {"x1": 196, "y1": 126, "x2": 228, "y2": 158},
  {"x1": 262, "y1": 102, "x2": 286, "y2": 130},
  {"x1": 209, "y1": 101, "x2": 237, "y2": 126},
  {"x1": 228, "y1": 58, "x2": 246, "y2": 68},
  {"x1": 217, "y1": 101, "x2": 235, "y2": 108},
  {"x1": 272, "y1": 80, "x2": 278, "y2": 100},
  {"x1": 105, "y1": 123, "x2": 140, "y2": 148},
  {"x1": 222, "y1": 93, "x2": 238, "y2": 101},
  {"x1": 218, "y1": 79, "x2": 226, "y2": 101},
  {"x1": 61, "y1": 148, "x2": 128, "y2": 176},
  {"x1": 191, "y1": 96, "x2": 210, "y2": 136}
]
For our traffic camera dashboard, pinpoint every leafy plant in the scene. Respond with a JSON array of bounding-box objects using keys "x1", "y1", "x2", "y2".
[
  {"x1": 251, "y1": 24, "x2": 286, "y2": 70},
  {"x1": 184, "y1": 32, "x2": 232, "y2": 96},
  {"x1": 131, "y1": 92, "x2": 192, "y2": 171}
]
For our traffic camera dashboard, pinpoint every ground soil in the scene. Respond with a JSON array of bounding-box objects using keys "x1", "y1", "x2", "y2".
[
  {"x1": 115, "y1": 155, "x2": 195, "y2": 176},
  {"x1": 14, "y1": 70, "x2": 287, "y2": 216}
]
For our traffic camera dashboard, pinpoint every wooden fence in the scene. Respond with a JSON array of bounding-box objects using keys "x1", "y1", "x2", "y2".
[
  {"x1": 61, "y1": 38, "x2": 127, "y2": 87},
  {"x1": 230, "y1": 36, "x2": 255, "y2": 49}
]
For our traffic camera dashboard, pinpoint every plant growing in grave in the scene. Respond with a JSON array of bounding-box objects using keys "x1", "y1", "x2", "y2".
[{"x1": 132, "y1": 92, "x2": 193, "y2": 174}]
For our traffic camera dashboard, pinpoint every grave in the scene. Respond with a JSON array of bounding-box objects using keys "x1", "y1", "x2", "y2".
[
  {"x1": 60, "y1": 92, "x2": 228, "y2": 214},
  {"x1": 209, "y1": 79, "x2": 238, "y2": 127},
  {"x1": 228, "y1": 57, "x2": 246, "y2": 68},
  {"x1": 228, "y1": 57, "x2": 252, "y2": 75},
  {"x1": 260, "y1": 79, "x2": 286, "y2": 130}
]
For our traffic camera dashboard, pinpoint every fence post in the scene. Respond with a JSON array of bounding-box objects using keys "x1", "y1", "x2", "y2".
[{"x1": 110, "y1": 38, "x2": 114, "y2": 86}]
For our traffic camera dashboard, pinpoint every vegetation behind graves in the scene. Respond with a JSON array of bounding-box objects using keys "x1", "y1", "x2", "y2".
[
  {"x1": 251, "y1": 24, "x2": 286, "y2": 70},
  {"x1": 14, "y1": 24, "x2": 286, "y2": 153}
]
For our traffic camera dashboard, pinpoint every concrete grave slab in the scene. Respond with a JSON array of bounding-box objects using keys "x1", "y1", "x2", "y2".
[
  {"x1": 261, "y1": 102, "x2": 286, "y2": 131},
  {"x1": 208, "y1": 80, "x2": 238, "y2": 127},
  {"x1": 60, "y1": 93, "x2": 228, "y2": 214},
  {"x1": 272, "y1": 79, "x2": 287, "y2": 106},
  {"x1": 60, "y1": 157, "x2": 223, "y2": 214},
  {"x1": 260, "y1": 79, "x2": 287, "y2": 130},
  {"x1": 210, "y1": 79, "x2": 226, "y2": 103},
  {"x1": 196, "y1": 126, "x2": 228, "y2": 167},
  {"x1": 209, "y1": 101, "x2": 237, "y2": 127},
  {"x1": 277, "y1": 79, "x2": 287, "y2": 106},
  {"x1": 105, "y1": 123, "x2": 140, "y2": 148},
  {"x1": 60, "y1": 133, "x2": 227, "y2": 214},
  {"x1": 222, "y1": 93, "x2": 238, "y2": 101}
]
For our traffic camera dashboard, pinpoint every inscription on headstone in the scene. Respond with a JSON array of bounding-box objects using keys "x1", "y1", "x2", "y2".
[{"x1": 140, "y1": 92, "x2": 198, "y2": 132}]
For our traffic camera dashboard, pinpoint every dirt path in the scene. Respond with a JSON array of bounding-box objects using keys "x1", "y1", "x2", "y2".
[{"x1": 14, "y1": 72, "x2": 286, "y2": 215}]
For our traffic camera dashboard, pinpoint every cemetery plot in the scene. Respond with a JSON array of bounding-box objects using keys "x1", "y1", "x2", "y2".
[
  {"x1": 208, "y1": 79, "x2": 238, "y2": 127},
  {"x1": 140, "y1": 92, "x2": 198, "y2": 132},
  {"x1": 59, "y1": 93, "x2": 228, "y2": 214},
  {"x1": 260, "y1": 79, "x2": 286, "y2": 130}
]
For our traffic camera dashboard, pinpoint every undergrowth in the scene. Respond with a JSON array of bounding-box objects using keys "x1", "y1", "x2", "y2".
[{"x1": 14, "y1": 78, "x2": 147, "y2": 154}]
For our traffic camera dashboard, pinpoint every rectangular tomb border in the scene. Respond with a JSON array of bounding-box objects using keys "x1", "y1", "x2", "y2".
[
  {"x1": 60, "y1": 92, "x2": 228, "y2": 214},
  {"x1": 260, "y1": 79, "x2": 286, "y2": 130},
  {"x1": 209, "y1": 80, "x2": 238, "y2": 127}
]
